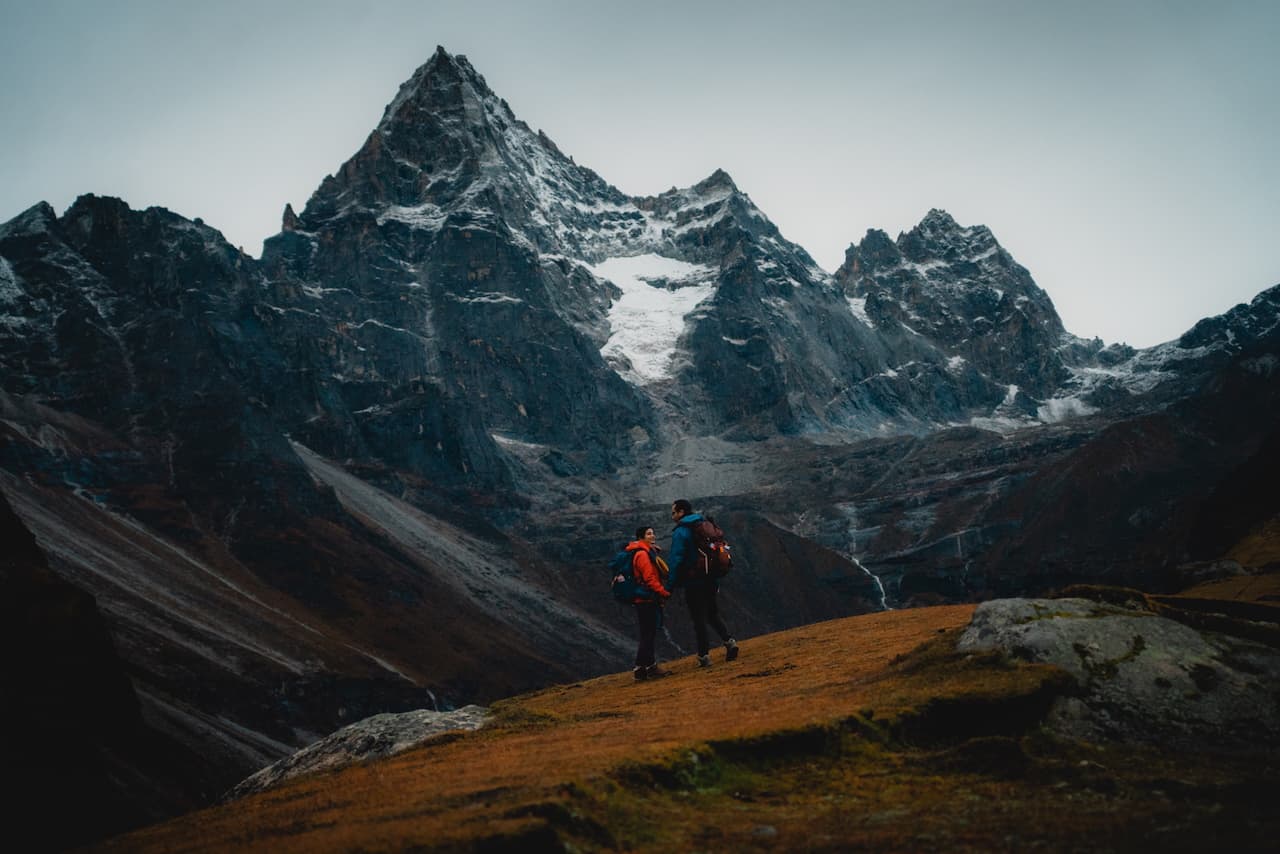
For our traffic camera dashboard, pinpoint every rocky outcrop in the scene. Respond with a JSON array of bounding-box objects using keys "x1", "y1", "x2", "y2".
[
  {"x1": 227, "y1": 705, "x2": 489, "y2": 800},
  {"x1": 957, "y1": 596, "x2": 1280, "y2": 749}
]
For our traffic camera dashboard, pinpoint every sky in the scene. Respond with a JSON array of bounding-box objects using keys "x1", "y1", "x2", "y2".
[{"x1": 1, "y1": 0, "x2": 1277, "y2": 348}]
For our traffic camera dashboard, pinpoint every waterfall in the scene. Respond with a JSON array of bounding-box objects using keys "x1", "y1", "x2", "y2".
[
  {"x1": 838, "y1": 501, "x2": 892, "y2": 611},
  {"x1": 853, "y1": 555, "x2": 891, "y2": 611}
]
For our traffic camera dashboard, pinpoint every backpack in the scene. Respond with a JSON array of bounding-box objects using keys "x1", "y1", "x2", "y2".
[
  {"x1": 689, "y1": 517, "x2": 733, "y2": 580},
  {"x1": 609, "y1": 549, "x2": 644, "y2": 603}
]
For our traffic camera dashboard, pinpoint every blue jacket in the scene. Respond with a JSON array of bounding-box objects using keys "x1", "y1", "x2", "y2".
[{"x1": 668, "y1": 513, "x2": 716, "y2": 590}]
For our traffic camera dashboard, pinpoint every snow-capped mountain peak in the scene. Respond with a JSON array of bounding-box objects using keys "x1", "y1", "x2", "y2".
[
  {"x1": 833, "y1": 210, "x2": 1070, "y2": 401},
  {"x1": 376, "y1": 46, "x2": 493, "y2": 132},
  {"x1": 0, "y1": 201, "x2": 58, "y2": 240},
  {"x1": 293, "y1": 46, "x2": 627, "y2": 252},
  {"x1": 900, "y1": 208, "x2": 1000, "y2": 264}
]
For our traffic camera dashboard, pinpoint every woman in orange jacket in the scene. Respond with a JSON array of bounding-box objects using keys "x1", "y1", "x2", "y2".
[{"x1": 627, "y1": 526, "x2": 671, "y2": 681}]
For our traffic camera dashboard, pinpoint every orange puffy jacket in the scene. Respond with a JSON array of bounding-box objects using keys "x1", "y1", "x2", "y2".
[{"x1": 625, "y1": 541, "x2": 670, "y2": 603}]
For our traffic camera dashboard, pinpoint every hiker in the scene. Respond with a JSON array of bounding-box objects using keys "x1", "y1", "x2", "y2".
[
  {"x1": 667, "y1": 499, "x2": 739, "y2": 667},
  {"x1": 626, "y1": 525, "x2": 671, "y2": 681}
]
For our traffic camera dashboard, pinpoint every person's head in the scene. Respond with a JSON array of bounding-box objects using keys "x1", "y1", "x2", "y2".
[
  {"x1": 635, "y1": 525, "x2": 656, "y2": 544},
  {"x1": 671, "y1": 499, "x2": 693, "y2": 522}
]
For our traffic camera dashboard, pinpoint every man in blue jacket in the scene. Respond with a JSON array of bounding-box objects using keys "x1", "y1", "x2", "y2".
[{"x1": 667, "y1": 498, "x2": 739, "y2": 667}]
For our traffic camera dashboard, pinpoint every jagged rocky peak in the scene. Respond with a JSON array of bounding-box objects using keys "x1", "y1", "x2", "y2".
[
  {"x1": 1178, "y1": 281, "x2": 1280, "y2": 351},
  {"x1": 52, "y1": 195, "x2": 244, "y2": 287},
  {"x1": 634, "y1": 168, "x2": 742, "y2": 221},
  {"x1": 283, "y1": 46, "x2": 812, "y2": 272},
  {"x1": 627, "y1": 167, "x2": 821, "y2": 271},
  {"x1": 844, "y1": 227, "x2": 900, "y2": 273},
  {"x1": 900, "y1": 207, "x2": 998, "y2": 262},
  {"x1": 693, "y1": 167, "x2": 738, "y2": 194},
  {"x1": 842, "y1": 208, "x2": 1002, "y2": 276},
  {"x1": 57, "y1": 194, "x2": 231, "y2": 244},
  {"x1": 300, "y1": 47, "x2": 508, "y2": 219},
  {"x1": 293, "y1": 44, "x2": 630, "y2": 256},
  {"x1": 838, "y1": 208, "x2": 1060, "y2": 327},
  {"x1": 59, "y1": 194, "x2": 140, "y2": 244},
  {"x1": 836, "y1": 208, "x2": 1071, "y2": 396},
  {"x1": 0, "y1": 200, "x2": 59, "y2": 240},
  {"x1": 377, "y1": 45, "x2": 496, "y2": 131}
]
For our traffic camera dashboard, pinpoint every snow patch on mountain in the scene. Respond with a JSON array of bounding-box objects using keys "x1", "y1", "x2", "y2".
[
  {"x1": 0, "y1": 255, "x2": 27, "y2": 331},
  {"x1": 589, "y1": 254, "x2": 717, "y2": 384},
  {"x1": 1056, "y1": 335, "x2": 1236, "y2": 401},
  {"x1": 968, "y1": 384, "x2": 1035, "y2": 433},
  {"x1": 1037, "y1": 396, "x2": 1097, "y2": 423},
  {"x1": 846, "y1": 296, "x2": 870, "y2": 325},
  {"x1": 446, "y1": 292, "x2": 524, "y2": 306},
  {"x1": 492, "y1": 433, "x2": 550, "y2": 456},
  {"x1": 0, "y1": 255, "x2": 21, "y2": 302},
  {"x1": 378, "y1": 203, "x2": 446, "y2": 231}
]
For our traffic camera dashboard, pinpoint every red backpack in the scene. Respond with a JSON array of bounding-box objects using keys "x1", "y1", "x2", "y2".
[{"x1": 690, "y1": 517, "x2": 733, "y2": 579}]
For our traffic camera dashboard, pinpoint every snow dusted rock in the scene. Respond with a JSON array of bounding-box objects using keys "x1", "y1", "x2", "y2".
[
  {"x1": 837, "y1": 209, "x2": 1084, "y2": 428},
  {"x1": 227, "y1": 705, "x2": 490, "y2": 800},
  {"x1": 264, "y1": 47, "x2": 996, "y2": 441},
  {"x1": 261, "y1": 46, "x2": 656, "y2": 481},
  {"x1": 837, "y1": 207, "x2": 1280, "y2": 431},
  {"x1": 957, "y1": 598, "x2": 1280, "y2": 749}
]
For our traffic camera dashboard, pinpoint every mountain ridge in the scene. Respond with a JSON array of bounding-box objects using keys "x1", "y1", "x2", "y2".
[{"x1": 2, "y1": 45, "x2": 1279, "y2": 849}]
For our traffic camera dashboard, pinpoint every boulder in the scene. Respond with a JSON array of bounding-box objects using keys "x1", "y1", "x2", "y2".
[
  {"x1": 227, "y1": 705, "x2": 489, "y2": 799},
  {"x1": 957, "y1": 597, "x2": 1280, "y2": 749}
]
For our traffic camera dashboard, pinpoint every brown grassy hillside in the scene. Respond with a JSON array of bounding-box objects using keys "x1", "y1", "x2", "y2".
[{"x1": 96, "y1": 599, "x2": 1279, "y2": 853}]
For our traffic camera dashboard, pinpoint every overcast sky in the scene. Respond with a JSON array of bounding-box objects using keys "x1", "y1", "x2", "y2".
[{"x1": 2, "y1": 0, "x2": 1276, "y2": 347}]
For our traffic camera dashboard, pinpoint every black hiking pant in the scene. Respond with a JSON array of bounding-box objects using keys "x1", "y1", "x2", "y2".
[
  {"x1": 634, "y1": 602, "x2": 660, "y2": 668},
  {"x1": 685, "y1": 584, "x2": 730, "y2": 657}
]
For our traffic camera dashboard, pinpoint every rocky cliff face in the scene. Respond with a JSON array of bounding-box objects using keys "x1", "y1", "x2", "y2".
[
  {"x1": 2, "y1": 45, "x2": 1278, "y2": 845},
  {"x1": 838, "y1": 209, "x2": 1069, "y2": 403},
  {"x1": 262, "y1": 48, "x2": 892, "y2": 445},
  {"x1": 260, "y1": 48, "x2": 656, "y2": 489}
]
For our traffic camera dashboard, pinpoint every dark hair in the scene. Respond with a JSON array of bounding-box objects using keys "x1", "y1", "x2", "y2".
[
  {"x1": 635, "y1": 526, "x2": 653, "y2": 541},
  {"x1": 672, "y1": 498, "x2": 693, "y2": 517}
]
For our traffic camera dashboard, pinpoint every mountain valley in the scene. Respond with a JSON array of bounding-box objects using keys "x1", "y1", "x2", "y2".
[{"x1": 2, "y1": 46, "x2": 1278, "y2": 848}]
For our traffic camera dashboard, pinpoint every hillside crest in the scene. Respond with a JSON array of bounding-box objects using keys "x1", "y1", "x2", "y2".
[{"x1": 103, "y1": 583, "x2": 1280, "y2": 852}]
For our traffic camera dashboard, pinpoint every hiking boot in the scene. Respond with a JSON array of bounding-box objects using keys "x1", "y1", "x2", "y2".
[
  {"x1": 725, "y1": 638, "x2": 739, "y2": 662},
  {"x1": 645, "y1": 664, "x2": 670, "y2": 679},
  {"x1": 633, "y1": 666, "x2": 648, "y2": 681},
  {"x1": 697, "y1": 654, "x2": 712, "y2": 668}
]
